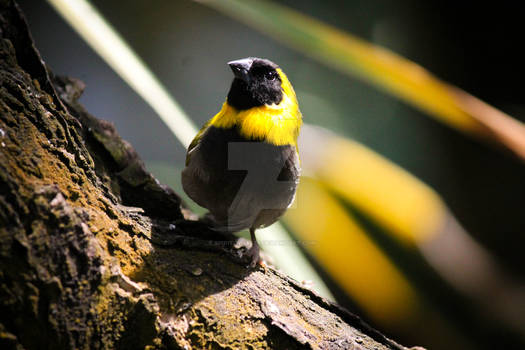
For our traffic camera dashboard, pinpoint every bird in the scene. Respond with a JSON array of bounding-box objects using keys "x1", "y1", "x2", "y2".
[{"x1": 182, "y1": 57, "x2": 302, "y2": 267}]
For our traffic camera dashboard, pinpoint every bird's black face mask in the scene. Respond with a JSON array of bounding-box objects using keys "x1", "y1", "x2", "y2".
[{"x1": 227, "y1": 58, "x2": 283, "y2": 110}]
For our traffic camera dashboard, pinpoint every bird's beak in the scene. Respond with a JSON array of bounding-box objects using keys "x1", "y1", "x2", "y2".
[{"x1": 228, "y1": 58, "x2": 253, "y2": 83}]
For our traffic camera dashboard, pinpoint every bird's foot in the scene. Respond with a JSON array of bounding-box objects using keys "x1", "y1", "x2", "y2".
[{"x1": 244, "y1": 241, "x2": 261, "y2": 268}]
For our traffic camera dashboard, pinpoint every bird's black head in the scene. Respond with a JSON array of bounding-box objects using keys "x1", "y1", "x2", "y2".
[{"x1": 227, "y1": 57, "x2": 283, "y2": 110}]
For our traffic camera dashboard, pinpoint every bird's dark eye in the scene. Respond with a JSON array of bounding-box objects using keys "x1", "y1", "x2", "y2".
[{"x1": 265, "y1": 71, "x2": 277, "y2": 80}]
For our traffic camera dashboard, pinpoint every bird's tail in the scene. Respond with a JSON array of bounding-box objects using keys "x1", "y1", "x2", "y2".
[{"x1": 202, "y1": 212, "x2": 251, "y2": 233}]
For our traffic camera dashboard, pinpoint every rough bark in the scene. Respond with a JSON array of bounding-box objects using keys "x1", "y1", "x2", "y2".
[{"x1": 0, "y1": 1, "x2": 415, "y2": 349}]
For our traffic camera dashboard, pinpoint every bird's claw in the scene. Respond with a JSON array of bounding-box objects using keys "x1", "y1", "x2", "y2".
[{"x1": 245, "y1": 242, "x2": 261, "y2": 268}]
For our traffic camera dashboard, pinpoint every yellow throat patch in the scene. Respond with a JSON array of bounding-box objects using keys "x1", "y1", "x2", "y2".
[{"x1": 210, "y1": 68, "x2": 302, "y2": 147}]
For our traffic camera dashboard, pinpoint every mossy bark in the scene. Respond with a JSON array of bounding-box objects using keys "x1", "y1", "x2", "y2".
[{"x1": 0, "y1": 1, "x2": 415, "y2": 349}]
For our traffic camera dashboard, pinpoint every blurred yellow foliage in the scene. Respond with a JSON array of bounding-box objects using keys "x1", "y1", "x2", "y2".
[{"x1": 284, "y1": 176, "x2": 421, "y2": 325}]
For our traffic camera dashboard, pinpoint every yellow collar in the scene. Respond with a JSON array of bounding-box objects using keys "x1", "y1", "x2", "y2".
[{"x1": 211, "y1": 69, "x2": 302, "y2": 147}]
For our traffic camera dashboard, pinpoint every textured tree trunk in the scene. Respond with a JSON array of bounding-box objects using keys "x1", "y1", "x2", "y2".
[{"x1": 0, "y1": 1, "x2": 417, "y2": 349}]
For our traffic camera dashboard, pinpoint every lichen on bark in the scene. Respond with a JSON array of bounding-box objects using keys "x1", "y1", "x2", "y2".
[{"x1": 0, "y1": 1, "x2": 415, "y2": 349}]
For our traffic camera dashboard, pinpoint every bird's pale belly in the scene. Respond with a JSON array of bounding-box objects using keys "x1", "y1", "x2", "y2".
[{"x1": 182, "y1": 126, "x2": 300, "y2": 232}]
